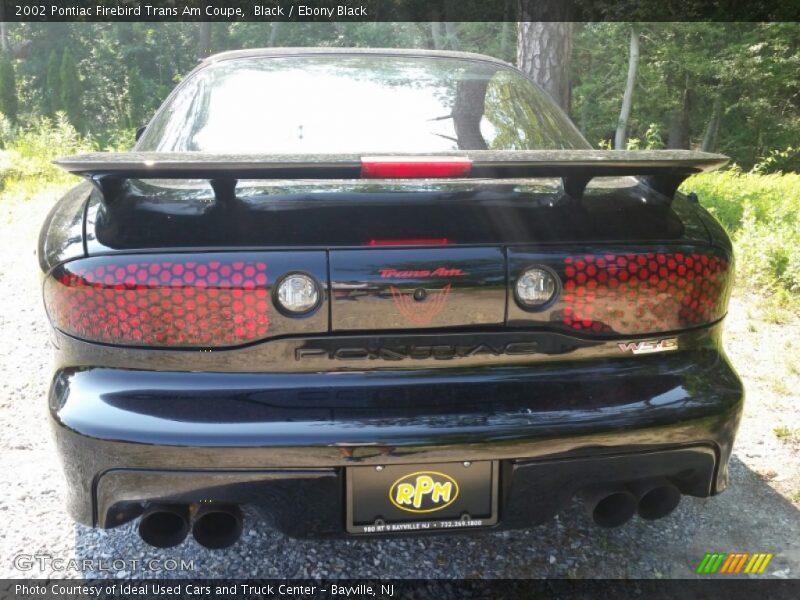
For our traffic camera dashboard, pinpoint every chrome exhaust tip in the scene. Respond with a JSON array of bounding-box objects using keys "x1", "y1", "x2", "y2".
[
  {"x1": 138, "y1": 504, "x2": 190, "y2": 548},
  {"x1": 191, "y1": 504, "x2": 243, "y2": 549}
]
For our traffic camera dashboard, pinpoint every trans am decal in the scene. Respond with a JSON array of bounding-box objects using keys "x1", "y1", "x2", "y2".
[{"x1": 379, "y1": 267, "x2": 465, "y2": 278}]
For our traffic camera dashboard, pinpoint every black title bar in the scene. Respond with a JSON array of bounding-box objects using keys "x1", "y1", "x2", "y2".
[
  {"x1": 2, "y1": 579, "x2": 799, "y2": 600},
  {"x1": 1, "y1": 0, "x2": 799, "y2": 22}
]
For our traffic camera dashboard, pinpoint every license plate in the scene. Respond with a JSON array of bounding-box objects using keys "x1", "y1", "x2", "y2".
[{"x1": 346, "y1": 461, "x2": 498, "y2": 534}]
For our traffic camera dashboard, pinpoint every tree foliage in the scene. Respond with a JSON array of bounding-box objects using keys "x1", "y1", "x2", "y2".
[
  {"x1": 45, "y1": 51, "x2": 62, "y2": 116},
  {"x1": 59, "y1": 48, "x2": 82, "y2": 131},
  {"x1": 0, "y1": 22, "x2": 796, "y2": 170},
  {"x1": 573, "y1": 23, "x2": 800, "y2": 169},
  {"x1": 0, "y1": 52, "x2": 18, "y2": 123}
]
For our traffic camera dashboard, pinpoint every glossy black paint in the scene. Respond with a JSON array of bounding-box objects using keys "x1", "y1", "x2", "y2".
[
  {"x1": 79, "y1": 180, "x2": 713, "y2": 253},
  {"x1": 330, "y1": 247, "x2": 505, "y2": 331},
  {"x1": 50, "y1": 346, "x2": 742, "y2": 532},
  {"x1": 38, "y1": 50, "x2": 744, "y2": 538},
  {"x1": 38, "y1": 182, "x2": 90, "y2": 273},
  {"x1": 39, "y1": 183, "x2": 743, "y2": 539},
  {"x1": 48, "y1": 317, "x2": 723, "y2": 374}
]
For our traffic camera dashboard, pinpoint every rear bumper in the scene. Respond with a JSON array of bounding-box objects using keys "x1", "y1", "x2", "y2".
[{"x1": 49, "y1": 349, "x2": 743, "y2": 536}]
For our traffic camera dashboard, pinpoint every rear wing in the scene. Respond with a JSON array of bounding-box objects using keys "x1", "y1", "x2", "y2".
[{"x1": 55, "y1": 150, "x2": 728, "y2": 204}]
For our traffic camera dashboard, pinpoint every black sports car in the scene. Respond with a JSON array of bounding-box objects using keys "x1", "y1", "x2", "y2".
[{"x1": 40, "y1": 49, "x2": 742, "y2": 548}]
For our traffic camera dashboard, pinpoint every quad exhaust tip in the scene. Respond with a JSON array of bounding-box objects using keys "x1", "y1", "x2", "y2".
[
  {"x1": 138, "y1": 503, "x2": 243, "y2": 549},
  {"x1": 138, "y1": 482, "x2": 679, "y2": 544},
  {"x1": 582, "y1": 479, "x2": 682, "y2": 527},
  {"x1": 191, "y1": 504, "x2": 243, "y2": 549},
  {"x1": 582, "y1": 485, "x2": 638, "y2": 528},
  {"x1": 138, "y1": 504, "x2": 190, "y2": 548},
  {"x1": 630, "y1": 479, "x2": 682, "y2": 520}
]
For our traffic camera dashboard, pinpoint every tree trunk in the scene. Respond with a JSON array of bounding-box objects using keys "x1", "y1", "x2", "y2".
[
  {"x1": 443, "y1": 22, "x2": 460, "y2": 50},
  {"x1": 452, "y1": 78, "x2": 489, "y2": 150},
  {"x1": 268, "y1": 22, "x2": 280, "y2": 47},
  {"x1": 578, "y1": 52, "x2": 593, "y2": 134},
  {"x1": 702, "y1": 96, "x2": 722, "y2": 152},
  {"x1": 614, "y1": 27, "x2": 640, "y2": 149},
  {"x1": 430, "y1": 22, "x2": 444, "y2": 50},
  {"x1": 0, "y1": 1, "x2": 6, "y2": 52},
  {"x1": 516, "y1": 21, "x2": 573, "y2": 112},
  {"x1": 197, "y1": 23, "x2": 211, "y2": 60},
  {"x1": 667, "y1": 85, "x2": 691, "y2": 149},
  {"x1": 500, "y1": 21, "x2": 509, "y2": 60}
]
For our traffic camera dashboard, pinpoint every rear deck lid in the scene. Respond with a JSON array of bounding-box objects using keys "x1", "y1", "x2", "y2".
[{"x1": 329, "y1": 247, "x2": 505, "y2": 331}]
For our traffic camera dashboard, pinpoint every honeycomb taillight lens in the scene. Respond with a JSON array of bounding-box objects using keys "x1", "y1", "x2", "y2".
[
  {"x1": 560, "y1": 251, "x2": 731, "y2": 334},
  {"x1": 44, "y1": 255, "x2": 271, "y2": 347}
]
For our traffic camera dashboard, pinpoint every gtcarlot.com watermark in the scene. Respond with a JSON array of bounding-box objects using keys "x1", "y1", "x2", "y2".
[{"x1": 14, "y1": 553, "x2": 195, "y2": 573}]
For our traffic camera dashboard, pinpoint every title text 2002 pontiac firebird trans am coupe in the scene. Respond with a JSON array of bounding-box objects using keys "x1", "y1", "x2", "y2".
[{"x1": 39, "y1": 48, "x2": 742, "y2": 549}]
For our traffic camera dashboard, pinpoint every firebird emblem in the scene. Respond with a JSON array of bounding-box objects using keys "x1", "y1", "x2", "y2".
[{"x1": 389, "y1": 285, "x2": 451, "y2": 326}]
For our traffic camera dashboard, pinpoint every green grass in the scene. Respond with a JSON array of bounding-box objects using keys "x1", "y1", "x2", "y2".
[
  {"x1": 773, "y1": 426, "x2": 799, "y2": 442},
  {"x1": 683, "y1": 168, "x2": 800, "y2": 309},
  {"x1": 0, "y1": 113, "x2": 97, "y2": 200}
]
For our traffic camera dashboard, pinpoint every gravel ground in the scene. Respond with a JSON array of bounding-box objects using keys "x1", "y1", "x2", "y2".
[{"x1": 0, "y1": 189, "x2": 798, "y2": 579}]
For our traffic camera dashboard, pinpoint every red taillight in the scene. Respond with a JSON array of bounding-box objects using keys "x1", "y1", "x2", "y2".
[
  {"x1": 45, "y1": 256, "x2": 270, "y2": 347},
  {"x1": 367, "y1": 238, "x2": 450, "y2": 246},
  {"x1": 560, "y1": 251, "x2": 730, "y2": 333},
  {"x1": 360, "y1": 156, "x2": 472, "y2": 179}
]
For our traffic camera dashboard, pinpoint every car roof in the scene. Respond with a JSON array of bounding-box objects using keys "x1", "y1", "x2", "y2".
[{"x1": 199, "y1": 47, "x2": 512, "y2": 68}]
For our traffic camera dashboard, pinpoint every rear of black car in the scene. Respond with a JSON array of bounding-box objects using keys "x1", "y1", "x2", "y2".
[{"x1": 39, "y1": 49, "x2": 742, "y2": 547}]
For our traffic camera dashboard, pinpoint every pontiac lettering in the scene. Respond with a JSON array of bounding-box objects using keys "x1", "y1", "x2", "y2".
[{"x1": 295, "y1": 342, "x2": 539, "y2": 361}]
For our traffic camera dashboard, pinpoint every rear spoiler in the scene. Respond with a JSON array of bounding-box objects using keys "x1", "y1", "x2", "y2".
[{"x1": 55, "y1": 150, "x2": 728, "y2": 204}]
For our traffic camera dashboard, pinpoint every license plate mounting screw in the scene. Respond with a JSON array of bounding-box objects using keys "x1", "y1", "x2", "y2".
[
  {"x1": 463, "y1": 461, "x2": 471, "y2": 467},
  {"x1": 375, "y1": 465, "x2": 384, "y2": 471}
]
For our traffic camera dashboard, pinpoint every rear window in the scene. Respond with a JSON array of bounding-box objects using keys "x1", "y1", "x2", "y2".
[{"x1": 138, "y1": 54, "x2": 590, "y2": 153}]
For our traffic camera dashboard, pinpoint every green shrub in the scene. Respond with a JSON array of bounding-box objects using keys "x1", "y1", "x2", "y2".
[
  {"x1": 98, "y1": 127, "x2": 137, "y2": 152},
  {"x1": 0, "y1": 113, "x2": 94, "y2": 198},
  {"x1": 753, "y1": 146, "x2": 800, "y2": 175},
  {"x1": 683, "y1": 169, "x2": 800, "y2": 305}
]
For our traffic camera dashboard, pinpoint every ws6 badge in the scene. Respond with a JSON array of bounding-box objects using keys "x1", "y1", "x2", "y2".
[{"x1": 389, "y1": 471, "x2": 459, "y2": 513}]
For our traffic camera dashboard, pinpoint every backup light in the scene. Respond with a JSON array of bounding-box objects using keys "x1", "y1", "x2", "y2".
[
  {"x1": 275, "y1": 273, "x2": 320, "y2": 315},
  {"x1": 516, "y1": 267, "x2": 558, "y2": 309}
]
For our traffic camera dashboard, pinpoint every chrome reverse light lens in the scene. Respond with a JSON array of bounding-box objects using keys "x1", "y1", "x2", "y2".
[
  {"x1": 515, "y1": 267, "x2": 558, "y2": 309},
  {"x1": 275, "y1": 273, "x2": 320, "y2": 315}
]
